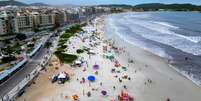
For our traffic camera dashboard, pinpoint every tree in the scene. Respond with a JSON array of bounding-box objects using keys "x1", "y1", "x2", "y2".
[
  {"x1": 34, "y1": 28, "x2": 39, "y2": 33},
  {"x1": 1, "y1": 56, "x2": 16, "y2": 63},
  {"x1": 45, "y1": 41, "x2": 52, "y2": 48},
  {"x1": 27, "y1": 43, "x2": 34, "y2": 47},
  {"x1": 16, "y1": 33, "x2": 27, "y2": 40}
]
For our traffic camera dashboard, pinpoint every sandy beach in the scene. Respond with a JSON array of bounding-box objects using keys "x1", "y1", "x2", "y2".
[{"x1": 17, "y1": 16, "x2": 201, "y2": 101}]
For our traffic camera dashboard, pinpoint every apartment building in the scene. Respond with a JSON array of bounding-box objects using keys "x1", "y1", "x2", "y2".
[
  {"x1": 65, "y1": 10, "x2": 79, "y2": 24},
  {"x1": 0, "y1": 17, "x2": 7, "y2": 35},
  {"x1": 34, "y1": 14, "x2": 55, "y2": 30},
  {"x1": 15, "y1": 15, "x2": 34, "y2": 33},
  {"x1": 53, "y1": 11, "x2": 65, "y2": 27},
  {"x1": 0, "y1": 6, "x2": 111, "y2": 35},
  {"x1": 0, "y1": 11, "x2": 15, "y2": 35}
]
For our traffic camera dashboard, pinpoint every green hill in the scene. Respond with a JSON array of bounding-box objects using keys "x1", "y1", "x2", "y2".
[
  {"x1": 0, "y1": 0, "x2": 27, "y2": 6},
  {"x1": 134, "y1": 3, "x2": 201, "y2": 11}
]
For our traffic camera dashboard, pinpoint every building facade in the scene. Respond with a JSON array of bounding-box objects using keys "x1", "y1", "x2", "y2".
[
  {"x1": 0, "y1": 11, "x2": 16, "y2": 35},
  {"x1": 33, "y1": 14, "x2": 55, "y2": 30},
  {"x1": 0, "y1": 17, "x2": 7, "y2": 35},
  {"x1": 15, "y1": 15, "x2": 34, "y2": 33},
  {"x1": 0, "y1": 7, "x2": 111, "y2": 35}
]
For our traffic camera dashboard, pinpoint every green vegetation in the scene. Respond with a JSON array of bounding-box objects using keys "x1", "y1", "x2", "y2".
[
  {"x1": 0, "y1": 33, "x2": 15, "y2": 37},
  {"x1": 26, "y1": 42, "x2": 35, "y2": 54},
  {"x1": 99, "y1": 4, "x2": 201, "y2": 12},
  {"x1": 55, "y1": 24, "x2": 83, "y2": 63},
  {"x1": 65, "y1": 24, "x2": 83, "y2": 34},
  {"x1": 16, "y1": 33, "x2": 27, "y2": 40},
  {"x1": 76, "y1": 49, "x2": 85, "y2": 54},
  {"x1": 0, "y1": 0, "x2": 27, "y2": 6},
  {"x1": 27, "y1": 43, "x2": 34, "y2": 47},
  {"x1": 45, "y1": 41, "x2": 52, "y2": 48},
  {"x1": 1, "y1": 56, "x2": 16, "y2": 63},
  {"x1": 27, "y1": 47, "x2": 34, "y2": 53},
  {"x1": 54, "y1": 51, "x2": 78, "y2": 63},
  {"x1": 133, "y1": 3, "x2": 201, "y2": 11},
  {"x1": 2, "y1": 43, "x2": 22, "y2": 54},
  {"x1": 0, "y1": 67, "x2": 5, "y2": 72}
]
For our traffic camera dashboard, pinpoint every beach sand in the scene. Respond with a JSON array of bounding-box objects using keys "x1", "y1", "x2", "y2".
[{"x1": 17, "y1": 17, "x2": 201, "y2": 101}]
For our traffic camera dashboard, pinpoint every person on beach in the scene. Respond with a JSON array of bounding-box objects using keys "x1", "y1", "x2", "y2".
[
  {"x1": 113, "y1": 86, "x2": 116, "y2": 90},
  {"x1": 100, "y1": 82, "x2": 102, "y2": 86},
  {"x1": 95, "y1": 71, "x2": 98, "y2": 75},
  {"x1": 123, "y1": 85, "x2": 127, "y2": 89},
  {"x1": 83, "y1": 67, "x2": 87, "y2": 72},
  {"x1": 83, "y1": 89, "x2": 85, "y2": 96},
  {"x1": 148, "y1": 79, "x2": 152, "y2": 83},
  {"x1": 87, "y1": 91, "x2": 91, "y2": 97},
  {"x1": 166, "y1": 98, "x2": 170, "y2": 101},
  {"x1": 119, "y1": 78, "x2": 122, "y2": 83},
  {"x1": 82, "y1": 77, "x2": 85, "y2": 83}
]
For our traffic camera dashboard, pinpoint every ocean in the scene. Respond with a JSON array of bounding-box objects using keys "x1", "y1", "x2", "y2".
[{"x1": 104, "y1": 12, "x2": 201, "y2": 86}]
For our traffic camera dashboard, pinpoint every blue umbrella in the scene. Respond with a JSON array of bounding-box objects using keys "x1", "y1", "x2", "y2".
[{"x1": 87, "y1": 75, "x2": 96, "y2": 82}]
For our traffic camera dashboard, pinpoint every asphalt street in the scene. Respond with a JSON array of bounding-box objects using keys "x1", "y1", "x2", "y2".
[{"x1": 0, "y1": 46, "x2": 48, "y2": 97}]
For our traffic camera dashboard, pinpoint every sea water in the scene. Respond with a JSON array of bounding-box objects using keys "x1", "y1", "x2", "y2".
[{"x1": 104, "y1": 11, "x2": 201, "y2": 86}]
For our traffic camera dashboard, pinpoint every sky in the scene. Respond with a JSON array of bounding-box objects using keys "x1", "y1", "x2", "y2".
[{"x1": 19, "y1": 0, "x2": 201, "y2": 5}]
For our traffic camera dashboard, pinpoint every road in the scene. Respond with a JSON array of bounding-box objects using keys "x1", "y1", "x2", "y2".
[
  {"x1": 0, "y1": 46, "x2": 48, "y2": 97},
  {"x1": 0, "y1": 25, "x2": 68, "y2": 98}
]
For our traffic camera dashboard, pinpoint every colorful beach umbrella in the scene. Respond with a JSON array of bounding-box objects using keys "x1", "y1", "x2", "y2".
[
  {"x1": 122, "y1": 66, "x2": 127, "y2": 71},
  {"x1": 87, "y1": 75, "x2": 96, "y2": 82},
  {"x1": 93, "y1": 64, "x2": 99, "y2": 70},
  {"x1": 101, "y1": 90, "x2": 107, "y2": 96},
  {"x1": 72, "y1": 95, "x2": 79, "y2": 100}
]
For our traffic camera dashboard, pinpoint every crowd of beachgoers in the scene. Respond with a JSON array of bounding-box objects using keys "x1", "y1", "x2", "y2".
[{"x1": 17, "y1": 16, "x2": 201, "y2": 101}]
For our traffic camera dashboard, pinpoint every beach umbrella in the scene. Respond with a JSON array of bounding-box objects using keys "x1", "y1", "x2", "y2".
[
  {"x1": 122, "y1": 67, "x2": 127, "y2": 71},
  {"x1": 87, "y1": 75, "x2": 96, "y2": 82},
  {"x1": 106, "y1": 53, "x2": 114, "y2": 60},
  {"x1": 89, "y1": 50, "x2": 95, "y2": 54},
  {"x1": 93, "y1": 64, "x2": 99, "y2": 70},
  {"x1": 72, "y1": 94, "x2": 79, "y2": 100},
  {"x1": 101, "y1": 90, "x2": 107, "y2": 96}
]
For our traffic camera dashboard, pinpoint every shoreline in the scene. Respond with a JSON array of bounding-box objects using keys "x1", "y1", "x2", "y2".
[
  {"x1": 105, "y1": 27, "x2": 201, "y2": 88},
  {"x1": 102, "y1": 13, "x2": 201, "y2": 88},
  {"x1": 16, "y1": 16, "x2": 201, "y2": 101},
  {"x1": 101, "y1": 15, "x2": 201, "y2": 100}
]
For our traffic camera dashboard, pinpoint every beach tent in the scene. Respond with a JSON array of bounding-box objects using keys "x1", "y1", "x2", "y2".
[
  {"x1": 87, "y1": 75, "x2": 96, "y2": 82},
  {"x1": 88, "y1": 50, "x2": 95, "y2": 54},
  {"x1": 57, "y1": 72, "x2": 67, "y2": 84},
  {"x1": 74, "y1": 60, "x2": 82, "y2": 67},
  {"x1": 58, "y1": 72, "x2": 66, "y2": 79},
  {"x1": 75, "y1": 60, "x2": 82, "y2": 65},
  {"x1": 93, "y1": 64, "x2": 99, "y2": 70}
]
